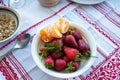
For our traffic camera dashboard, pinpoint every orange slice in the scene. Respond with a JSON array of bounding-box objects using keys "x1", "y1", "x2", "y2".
[
  {"x1": 40, "y1": 18, "x2": 70, "y2": 42},
  {"x1": 56, "y1": 18, "x2": 70, "y2": 33},
  {"x1": 50, "y1": 23, "x2": 62, "y2": 38},
  {"x1": 40, "y1": 28, "x2": 53, "y2": 42}
]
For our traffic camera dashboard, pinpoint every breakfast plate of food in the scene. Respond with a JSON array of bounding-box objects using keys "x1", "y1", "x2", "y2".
[
  {"x1": 31, "y1": 18, "x2": 97, "y2": 78},
  {"x1": 71, "y1": 0, "x2": 105, "y2": 5}
]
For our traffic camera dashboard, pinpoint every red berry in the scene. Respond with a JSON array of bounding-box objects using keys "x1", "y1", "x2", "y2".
[
  {"x1": 72, "y1": 62, "x2": 80, "y2": 70},
  {"x1": 72, "y1": 30, "x2": 82, "y2": 41},
  {"x1": 44, "y1": 56, "x2": 54, "y2": 69},
  {"x1": 63, "y1": 56, "x2": 70, "y2": 62},
  {"x1": 51, "y1": 38, "x2": 64, "y2": 48},
  {"x1": 65, "y1": 35, "x2": 78, "y2": 48},
  {"x1": 65, "y1": 61, "x2": 80, "y2": 71},
  {"x1": 64, "y1": 46, "x2": 78, "y2": 60},
  {"x1": 51, "y1": 52, "x2": 61, "y2": 60},
  {"x1": 64, "y1": 31, "x2": 70, "y2": 36},
  {"x1": 54, "y1": 59, "x2": 66, "y2": 71},
  {"x1": 78, "y1": 40, "x2": 90, "y2": 54}
]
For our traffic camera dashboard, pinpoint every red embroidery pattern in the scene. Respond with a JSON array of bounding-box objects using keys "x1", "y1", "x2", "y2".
[
  {"x1": 97, "y1": 48, "x2": 107, "y2": 59},
  {"x1": 80, "y1": 48, "x2": 120, "y2": 80},
  {"x1": 74, "y1": 7, "x2": 120, "y2": 47},
  {"x1": 0, "y1": 58, "x2": 18, "y2": 80},
  {"x1": 7, "y1": 53, "x2": 32, "y2": 80},
  {"x1": 93, "y1": 2, "x2": 120, "y2": 28}
]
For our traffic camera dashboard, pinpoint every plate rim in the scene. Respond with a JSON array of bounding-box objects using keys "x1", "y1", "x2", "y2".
[{"x1": 71, "y1": 0, "x2": 105, "y2": 5}]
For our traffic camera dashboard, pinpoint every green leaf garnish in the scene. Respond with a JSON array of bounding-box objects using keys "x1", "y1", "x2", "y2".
[
  {"x1": 39, "y1": 49, "x2": 47, "y2": 60},
  {"x1": 54, "y1": 42, "x2": 62, "y2": 52},
  {"x1": 65, "y1": 61, "x2": 74, "y2": 71},
  {"x1": 84, "y1": 51, "x2": 98, "y2": 58},
  {"x1": 69, "y1": 28, "x2": 76, "y2": 34},
  {"x1": 45, "y1": 42, "x2": 62, "y2": 52},
  {"x1": 74, "y1": 53, "x2": 82, "y2": 62},
  {"x1": 45, "y1": 64, "x2": 54, "y2": 69},
  {"x1": 84, "y1": 51, "x2": 91, "y2": 57},
  {"x1": 45, "y1": 43, "x2": 55, "y2": 51}
]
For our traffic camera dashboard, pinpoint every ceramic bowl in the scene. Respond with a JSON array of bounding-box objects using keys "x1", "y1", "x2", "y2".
[
  {"x1": 31, "y1": 22, "x2": 96, "y2": 78},
  {"x1": 0, "y1": 6, "x2": 20, "y2": 43}
]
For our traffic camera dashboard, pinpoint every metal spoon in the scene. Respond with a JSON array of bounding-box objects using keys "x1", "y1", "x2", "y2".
[{"x1": 0, "y1": 33, "x2": 31, "y2": 60}]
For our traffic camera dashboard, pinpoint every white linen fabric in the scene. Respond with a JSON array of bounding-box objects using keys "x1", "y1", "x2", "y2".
[{"x1": 0, "y1": 0, "x2": 120, "y2": 80}]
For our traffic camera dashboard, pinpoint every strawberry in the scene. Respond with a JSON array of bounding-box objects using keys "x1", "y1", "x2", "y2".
[
  {"x1": 64, "y1": 46, "x2": 82, "y2": 61},
  {"x1": 65, "y1": 35, "x2": 78, "y2": 48},
  {"x1": 72, "y1": 30, "x2": 82, "y2": 41},
  {"x1": 78, "y1": 40, "x2": 91, "y2": 57},
  {"x1": 51, "y1": 38, "x2": 64, "y2": 48},
  {"x1": 64, "y1": 46, "x2": 78, "y2": 60},
  {"x1": 54, "y1": 59, "x2": 66, "y2": 71},
  {"x1": 44, "y1": 56, "x2": 54, "y2": 69},
  {"x1": 51, "y1": 52, "x2": 61, "y2": 60},
  {"x1": 72, "y1": 62, "x2": 80, "y2": 70},
  {"x1": 65, "y1": 61, "x2": 80, "y2": 71},
  {"x1": 64, "y1": 31, "x2": 69, "y2": 36},
  {"x1": 63, "y1": 56, "x2": 70, "y2": 62}
]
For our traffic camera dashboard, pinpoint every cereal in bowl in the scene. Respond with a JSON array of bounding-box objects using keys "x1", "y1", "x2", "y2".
[{"x1": 0, "y1": 12, "x2": 16, "y2": 41}]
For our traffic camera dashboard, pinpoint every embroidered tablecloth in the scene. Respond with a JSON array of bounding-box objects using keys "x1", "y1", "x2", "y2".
[{"x1": 0, "y1": 0, "x2": 120, "y2": 80}]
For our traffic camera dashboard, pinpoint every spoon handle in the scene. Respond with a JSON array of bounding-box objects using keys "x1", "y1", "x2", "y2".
[{"x1": 0, "y1": 48, "x2": 14, "y2": 61}]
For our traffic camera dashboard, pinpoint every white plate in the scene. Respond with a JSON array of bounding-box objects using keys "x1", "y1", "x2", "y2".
[{"x1": 71, "y1": 0, "x2": 105, "y2": 5}]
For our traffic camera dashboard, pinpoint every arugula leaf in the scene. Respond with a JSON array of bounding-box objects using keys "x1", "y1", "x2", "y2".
[
  {"x1": 74, "y1": 53, "x2": 82, "y2": 62},
  {"x1": 69, "y1": 28, "x2": 76, "y2": 34},
  {"x1": 84, "y1": 51, "x2": 91, "y2": 57},
  {"x1": 45, "y1": 42, "x2": 62, "y2": 52},
  {"x1": 45, "y1": 43, "x2": 55, "y2": 51},
  {"x1": 84, "y1": 51, "x2": 98, "y2": 58},
  {"x1": 39, "y1": 49, "x2": 47, "y2": 60},
  {"x1": 65, "y1": 61, "x2": 74, "y2": 71},
  {"x1": 45, "y1": 64, "x2": 54, "y2": 69},
  {"x1": 54, "y1": 42, "x2": 62, "y2": 52}
]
